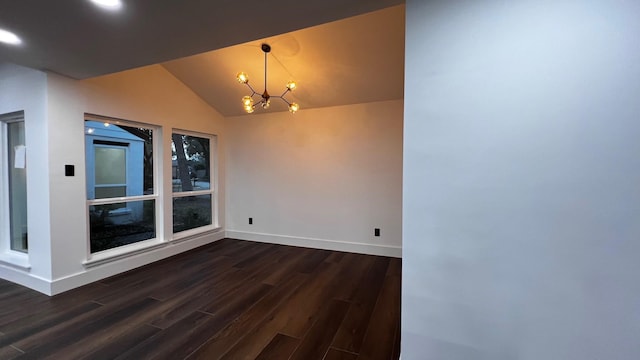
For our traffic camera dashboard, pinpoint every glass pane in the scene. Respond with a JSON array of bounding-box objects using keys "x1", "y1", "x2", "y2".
[
  {"x1": 89, "y1": 199, "x2": 156, "y2": 253},
  {"x1": 116, "y1": 124, "x2": 154, "y2": 195},
  {"x1": 95, "y1": 147, "x2": 126, "y2": 185},
  {"x1": 173, "y1": 195, "x2": 212, "y2": 233},
  {"x1": 7, "y1": 121, "x2": 28, "y2": 252},
  {"x1": 172, "y1": 133, "x2": 211, "y2": 192},
  {"x1": 95, "y1": 186, "x2": 126, "y2": 199},
  {"x1": 85, "y1": 121, "x2": 154, "y2": 199}
]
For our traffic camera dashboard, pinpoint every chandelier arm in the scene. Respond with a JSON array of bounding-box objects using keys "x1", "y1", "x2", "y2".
[
  {"x1": 271, "y1": 95, "x2": 292, "y2": 106},
  {"x1": 279, "y1": 88, "x2": 291, "y2": 98},
  {"x1": 244, "y1": 82, "x2": 258, "y2": 96}
]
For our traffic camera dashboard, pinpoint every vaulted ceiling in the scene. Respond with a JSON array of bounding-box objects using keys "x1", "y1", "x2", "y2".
[
  {"x1": 0, "y1": 0, "x2": 405, "y2": 115},
  {"x1": 163, "y1": 5, "x2": 405, "y2": 116}
]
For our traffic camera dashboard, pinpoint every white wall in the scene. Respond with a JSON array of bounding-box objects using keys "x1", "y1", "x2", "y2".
[
  {"x1": 226, "y1": 100, "x2": 403, "y2": 257},
  {"x1": 403, "y1": 1, "x2": 640, "y2": 359},
  {"x1": 45, "y1": 65, "x2": 226, "y2": 294},
  {"x1": 0, "y1": 63, "x2": 52, "y2": 293}
]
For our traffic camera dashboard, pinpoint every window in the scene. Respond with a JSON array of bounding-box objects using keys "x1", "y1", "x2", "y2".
[
  {"x1": 85, "y1": 118, "x2": 157, "y2": 254},
  {"x1": 1, "y1": 111, "x2": 28, "y2": 253},
  {"x1": 171, "y1": 131, "x2": 216, "y2": 235},
  {"x1": 94, "y1": 145, "x2": 127, "y2": 198}
]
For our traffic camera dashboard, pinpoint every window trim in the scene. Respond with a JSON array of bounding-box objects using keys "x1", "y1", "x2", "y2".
[
  {"x1": 171, "y1": 129, "x2": 218, "y2": 240},
  {"x1": 84, "y1": 114, "x2": 162, "y2": 260}
]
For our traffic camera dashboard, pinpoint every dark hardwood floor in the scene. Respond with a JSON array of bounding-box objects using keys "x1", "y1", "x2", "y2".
[{"x1": 0, "y1": 239, "x2": 401, "y2": 360}]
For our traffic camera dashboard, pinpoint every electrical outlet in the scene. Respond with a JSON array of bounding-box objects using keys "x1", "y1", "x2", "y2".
[
  {"x1": 374, "y1": 228, "x2": 380, "y2": 237},
  {"x1": 249, "y1": 217, "x2": 253, "y2": 225}
]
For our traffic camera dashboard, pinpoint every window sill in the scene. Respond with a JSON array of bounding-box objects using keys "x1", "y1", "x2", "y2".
[
  {"x1": 0, "y1": 251, "x2": 31, "y2": 271},
  {"x1": 171, "y1": 226, "x2": 222, "y2": 244},
  {"x1": 83, "y1": 239, "x2": 167, "y2": 268},
  {"x1": 82, "y1": 227, "x2": 223, "y2": 268}
]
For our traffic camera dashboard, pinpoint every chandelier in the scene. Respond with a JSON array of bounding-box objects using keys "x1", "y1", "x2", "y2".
[{"x1": 236, "y1": 43, "x2": 299, "y2": 114}]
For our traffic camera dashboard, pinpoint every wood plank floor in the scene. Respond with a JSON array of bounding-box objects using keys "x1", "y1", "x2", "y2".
[{"x1": 0, "y1": 239, "x2": 401, "y2": 360}]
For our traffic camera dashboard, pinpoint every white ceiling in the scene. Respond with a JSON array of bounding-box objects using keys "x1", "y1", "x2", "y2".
[{"x1": 0, "y1": 0, "x2": 405, "y2": 115}]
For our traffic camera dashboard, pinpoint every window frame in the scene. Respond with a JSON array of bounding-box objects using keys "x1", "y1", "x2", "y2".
[
  {"x1": 84, "y1": 114, "x2": 163, "y2": 262},
  {"x1": 0, "y1": 111, "x2": 30, "y2": 268},
  {"x1": 171, "y1": 129, "x2": 219, "y2": 240}
]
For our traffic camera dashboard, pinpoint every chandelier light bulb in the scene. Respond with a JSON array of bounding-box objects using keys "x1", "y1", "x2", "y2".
[
  {"x1": 244, "y1": 105, "x2": 254, "y2": 114},
  {"x1": 242, "y1": 96, "x2": 253, "y2": 106},
  {"x1": 286, "y1": 81, "x2": 297, "y2": 91},
  {"x1": 289, "y1": 103, "x2": 300, "y2": 114},
  {"x1": 236, "y1": 72, "x2": 249, "y2": 84},
  {"x1": 262, "y1": 100, "x2": 271, "y2": 109}
]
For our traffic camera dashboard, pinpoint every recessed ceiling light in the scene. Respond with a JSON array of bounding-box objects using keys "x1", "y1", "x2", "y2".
[
  {"x1": 0, "y1": 28, "x2": 22, "y2": 45},
  {"x1": 90, "y1": 0, "x2": 123, "y2": 11}
]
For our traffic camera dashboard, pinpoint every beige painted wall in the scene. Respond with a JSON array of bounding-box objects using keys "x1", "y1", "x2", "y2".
[{"x1": 226, "y1": 100, "x2": 403, "y2": 256}]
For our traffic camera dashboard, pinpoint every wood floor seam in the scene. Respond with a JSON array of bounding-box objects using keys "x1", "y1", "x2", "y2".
[
  {"x1": 144, "y1": 322, "x2": 164, "y2": 330},
  {"x1": 9, "y1": 344, "x2": 24, "y2": 353},
  {"x1": 329, "y1": 346, "x2": 359, "y2": 356},
  {"x1": 196, "y1": 309, "x2": 215, "y2": 317}
]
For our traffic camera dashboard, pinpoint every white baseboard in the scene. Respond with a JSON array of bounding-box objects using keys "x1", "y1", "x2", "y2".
[
  {"x1": 3, "y1": 229, "x2": 400, "y2": 296},
  {"x1": 0, "y1": 265, "x2": 51, "y2": 295},
  {"x1": 49, "y1": 230, "x2": 226, "y2": 295},
  {"x1": 226, "y1": 230, "x2": 402, "y2": 258}
]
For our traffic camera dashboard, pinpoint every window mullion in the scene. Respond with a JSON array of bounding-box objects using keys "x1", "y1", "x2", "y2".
[
  {"x1": 172, "y1": 189, "x2": 213, "y2": 198},
  {"x1": 87, "y1": 193, "x2": 157, "y2": 206}
]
